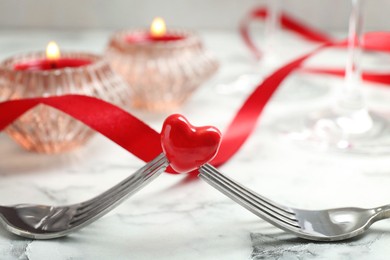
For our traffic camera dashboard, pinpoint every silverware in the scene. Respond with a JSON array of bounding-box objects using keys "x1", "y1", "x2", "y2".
[
  {"x1": 0, "y1": 153, "x2": 168, "y2": 239},
  {"x1": 199, "y1": 163, "x2": 390, "y2": 241}
]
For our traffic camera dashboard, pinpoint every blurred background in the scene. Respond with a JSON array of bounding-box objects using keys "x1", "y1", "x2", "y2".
[{"x1": 0, "y1": 0, "x2": 388, "y2": 31}]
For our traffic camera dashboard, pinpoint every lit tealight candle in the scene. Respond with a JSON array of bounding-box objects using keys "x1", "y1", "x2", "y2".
[
  {"x1": 125, "y1": 17, "x2": 185, "y2": 44},
  {"x1": 14, "y1": 41, "x2": 92, "y2": 71}
]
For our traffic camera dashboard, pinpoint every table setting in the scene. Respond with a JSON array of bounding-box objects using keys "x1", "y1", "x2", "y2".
[{"x1": 1, "y1": 0, "x2": 390, "y2": 259}]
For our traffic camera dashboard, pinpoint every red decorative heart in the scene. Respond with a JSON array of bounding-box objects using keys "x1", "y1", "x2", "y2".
[{"x1": 161, "y1": 114, "x2": 222, "y2": 173}]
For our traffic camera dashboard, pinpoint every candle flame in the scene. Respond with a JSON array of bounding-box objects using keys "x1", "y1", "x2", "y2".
[
  {"x1": 46, "y1": 41, "x2": 61, "y2": 60},
  {"x1": 150, "y1": 17, "x2": 166, "y2": 37}
]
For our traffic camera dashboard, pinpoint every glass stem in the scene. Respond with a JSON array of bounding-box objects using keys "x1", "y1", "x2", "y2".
[
  {"x1": 338, "y1": 0, "x2": 365, "y2": 111},
  {"x1": 263, "y1": 0, "x2": 281, "y2": 58}
]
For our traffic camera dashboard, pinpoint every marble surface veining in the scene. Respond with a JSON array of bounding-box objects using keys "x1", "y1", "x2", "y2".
[{"x1": 0, "y1": 29, "x2": 390, "y2": 259}]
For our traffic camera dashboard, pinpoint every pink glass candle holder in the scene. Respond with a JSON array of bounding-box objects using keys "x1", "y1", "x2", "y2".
[
  {"x1": 105, "y1": 30, "x2": 218, "y2": 112},
  {"x1": 0, "y1": 52, "x2": 131, "y2": 153}
]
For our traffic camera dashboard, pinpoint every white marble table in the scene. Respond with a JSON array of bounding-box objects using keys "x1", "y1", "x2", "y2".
[{"x1": 1, "y1": 30, "x2": 390, "y2": 260}]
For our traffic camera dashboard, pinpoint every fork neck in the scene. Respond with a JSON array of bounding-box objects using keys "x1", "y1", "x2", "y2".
[{"x1": 372, "y1": 204, "x2": 390, "y2": 221}]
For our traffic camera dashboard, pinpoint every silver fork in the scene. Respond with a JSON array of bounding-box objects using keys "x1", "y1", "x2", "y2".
[
  {"x1": 199, "y1": 163, "x2": 390, "y2": 241},
  {"x1": 0, "y1": 153, "x2": 169, "y2": 239}
]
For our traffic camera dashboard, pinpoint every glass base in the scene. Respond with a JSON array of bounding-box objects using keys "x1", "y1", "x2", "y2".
[
  {"x1": 273, "y1": 73, "x2": 329, "y2": 102},
  {"x1": 215, "y1": 74, "x2": 263, "y2": 95},
  {"x1": 215, "y1": 52, "x2": 280, "y2": 95},
  {"x1": 216, "y1": 72, "x2": 329, "y2": 102},
  {"x1": 280, "y1": 108, "x2": 390, "y2": 155}
]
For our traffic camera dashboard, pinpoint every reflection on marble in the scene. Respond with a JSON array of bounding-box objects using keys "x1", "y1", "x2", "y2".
[
  {"x1": 251, "y1": 231, "x2": 389, "y2": 260},
  {"x1": 1, "y1": 29, "x2": 390, "y2": 259}
]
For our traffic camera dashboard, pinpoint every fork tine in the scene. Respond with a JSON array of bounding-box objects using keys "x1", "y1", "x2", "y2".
[
  {"x1": 69, "y1": 154, "x2": 168, "y2": 227},
  {"x1": 70, "y1": 155, "x2": 167, "y2": 226},
  {"x1": 77, "y1": 154, "x2": 167, "y2": 211},
  {"x1": 74, "y1": 156, "x2": 166, "y2": 218},
  {"x1": 71, "y1": 159, "x2": 163, "y2": 223},
  {"x1": 201, "y1": 164, "x2": 295, "y2": 215},
  {"x1": 199, "y1": 164, "x2": 300, "y2": 229}
]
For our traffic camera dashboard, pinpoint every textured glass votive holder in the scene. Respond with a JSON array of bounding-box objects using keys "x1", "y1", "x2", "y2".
[
  {"x1": 0, "y1": 52, "x2": 131, "y2": 153},
  {"x1": 105, "y1": 30, "x2": 218, "y2": 112}
]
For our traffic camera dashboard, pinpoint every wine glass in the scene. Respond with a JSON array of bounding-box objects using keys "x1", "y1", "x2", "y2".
[
  {"x1": 216, "y1": 0, "x2": 283, "y2": 94},
  {"x1": 217, "y1": 0, "x2": 328, "y2": 100},
  {"x1": 284, "y1": 0, "x2": 390, "y2": 154}
]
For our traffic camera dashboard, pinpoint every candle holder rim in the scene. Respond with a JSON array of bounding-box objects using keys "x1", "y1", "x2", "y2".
[
  {"x1": 0, "y1": 51, "x2": 106, "y2": 75},
  {"x1": 110, "y1": 29, "x2": 202, "y2": 49}
]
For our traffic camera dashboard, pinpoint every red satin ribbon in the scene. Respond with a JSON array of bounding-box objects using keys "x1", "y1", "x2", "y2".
[
  {"x1": 0, "y1": 96, "x2": 162, "y2": 161},
  {"x1": 240, "y1": 7, "x2": 390, "y2": 85},
  {"x1": 1, "y1": 17, "x2": 390, "y2": 175}
]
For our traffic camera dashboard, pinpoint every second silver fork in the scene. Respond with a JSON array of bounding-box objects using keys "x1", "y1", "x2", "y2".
[{"x1": 199, "y1": 163, "x2": 390, "y2": 241}]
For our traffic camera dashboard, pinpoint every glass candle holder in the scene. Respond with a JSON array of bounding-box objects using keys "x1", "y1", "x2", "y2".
[
  {"x1": 105, "y1": 30, "x2": 218, "y2": 112},
  {"x1": 0, "y1": 52, "x2": 131, "y2": 153}
]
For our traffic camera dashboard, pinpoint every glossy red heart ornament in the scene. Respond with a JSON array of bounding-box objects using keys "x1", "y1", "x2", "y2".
[{"x1": 161, "y1": 114, "x2": 222, "y2": 173}]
